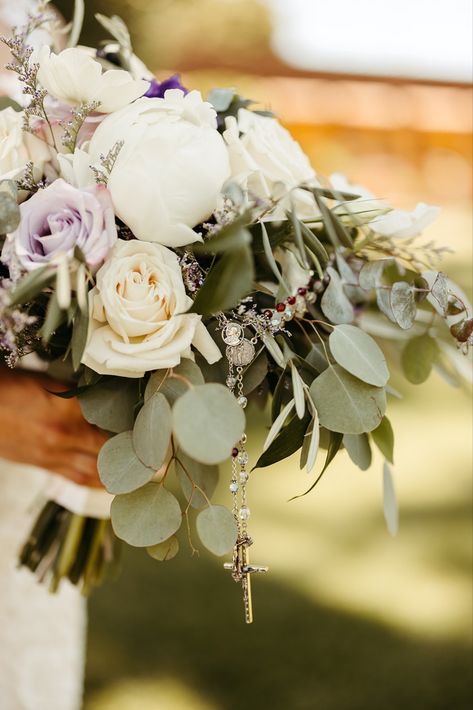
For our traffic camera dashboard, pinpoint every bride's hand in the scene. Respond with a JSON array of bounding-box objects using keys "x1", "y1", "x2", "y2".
[{"x1": 0, "y1": 368, "x2": 106, "y2": 488}]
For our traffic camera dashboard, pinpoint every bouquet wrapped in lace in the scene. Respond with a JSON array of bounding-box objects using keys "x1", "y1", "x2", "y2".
[{"x1": 0, "y1": 2, "x2": 470, "y2": 617}]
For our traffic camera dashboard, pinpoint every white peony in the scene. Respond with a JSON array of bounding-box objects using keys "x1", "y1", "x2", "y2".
[
  {"x1": 0, "y1": 107, "x2": 51, "y2": 181},
  {"x1": 81, "y1": 239, "x2": 222, "y2": 378},
  {"x1": 370, "y1": 202, "x2": 440, "y2": 239},
  {"x1": 37, "y1": 47, "x2": 149, "y2": 113},
  {"x1": 88, "y1": 89, "x2": 231, "y2": 247},
  {"x1": 223, "y1": 109, "x2": 318, "y2": 218}
]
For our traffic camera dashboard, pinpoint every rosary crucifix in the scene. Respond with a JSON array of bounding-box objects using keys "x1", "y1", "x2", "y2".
[{"x1": 224, "y1": 535, "x2": 268, "y2": 624}]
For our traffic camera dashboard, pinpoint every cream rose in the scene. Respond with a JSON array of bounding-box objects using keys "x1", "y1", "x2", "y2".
[
  {"x1": 88, "y1": 90, "x2": 231, "y2": 247},
  {"x1": 0, "y1": 107, "x2": 51, "y2": 181},
  {"x1": 223, "y1": 109, "x2": 318, "y2": 219},
  {"x1": 82, "y1": 240, "x2": 221, "y2": 377},
  {"x1": 37, "y1": 47, "x2": 149, "y2": 113}
]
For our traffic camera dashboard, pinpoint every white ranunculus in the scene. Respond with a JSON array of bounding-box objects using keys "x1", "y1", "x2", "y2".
[
  {"x1": 0, "y1": 107, "x2": 51, "y2": 181},
  {"x1": 81, "y1": 240, "x2": 222, "y2": 378},
  {"x1": 223, "y1": 109, "x2": 318, "y2": 218},
  {"x1": 37, "y1": 47, "x2": 149, "y2": 113},
  {"x1": 371, "y1": 203, "x2": 440, "y2": 239},
  {"x1": 88, "y1": 90, "x2": 231, "y2": 247}
]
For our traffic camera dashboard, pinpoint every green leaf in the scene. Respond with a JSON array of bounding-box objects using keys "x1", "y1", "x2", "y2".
[
  {"x1": 371, "y1": 416, "x2": 394, "y2": 464},
  {"x1": 321, "y1": 267, "x2": 354, "y2": 324},
  {"x1": 132, "y1": 392, "x2": 172, "y2": 469},
  {"x1": 174, "y1": 451, "x2": 219, "y2": 509},
  {"x1": 147, "y1": 536, "x2": 179, "y2": 561},
  {"x1": 207, "y1": 87, "x2": 236, "y2": 112},
  {"x1": 0, "y1": 182, "x2": 20, "y2": 234},
  {"x1": 290, "y1": 431, "x2": 343, "y2": 499},
  {"x1": 196, "y1": 505, "x2": 237, "y2": 556},
  {"x1": 309, "y1": 365, "x2": 386, "y2": 434},
  {"x1": 190, "y1": 245, "x2": 254, "y2": 315},
  {"x1": 0, "y1": 97, "x2": 22, "y2": 112},
  {"x1": 343, "y1": 433, "x2": 372, "y2": 470},
  {"x1": 299, "y1": 220, "x2": 329, "y2": 266},
  {"x1": 263, "y1": 398, "x2": 295, "y2": 452},
  {"x1": 145, "y1": 359, "x2": 204, "y2": 404},
  {"x1": 40, "y1": 292, "x2": 64, "y2": 343},
  {"x1": 312, "y1": 186, "x2": 361, "y2": 202},
  {"x1": 261, "y1": 222, "x2": 289, "y2": 294},
  {"x1": 193, "y1": 216, "x2": 251, "y2": 254},
  {"x1": 173, "y1": 384, "x2": 245, "y2": 464},
  {"x1": 429, "y1": 271, "x2": 449, "y2": 315},
  {"x1": 383, "y1": 462, "x2": 398, "y2": 536},
  {"x1": 305, "y1": 344, "x2": 329, "y2": 373},
  {"x1": 306, "y1": 408, "x2": 320, "y2": 473},
  {"x1": 79, "y1": 378, "x2": 140, "y2": 433},
  {"x1": 71, "y1": 306, "x2": 89, "y2": 372},
  {"x1": 311, "y1": 191, "x2": 353, "y2": 248},
  {"x1": 242, "y1": 350, "x2": 268, "y2": 395},
  {"x1": 390, "y1": 282, "x2": 417, "y2": 329},
  {"x1": 255, "y1": 412, "x2": 311, "y2": 469},
  {"x1": 401, "y1": 335, "x2": 439, "y2": 385},
  {"x1": 377, "y1": 287, "x2": 397, "y2": 323},
  {"x1": 329, "y1": 324, "x2": 390, "y2": 386},
  {"x1": 111, "y1": 483, "x2": 182, "y2": 547},
  {"x1": 9, "y1": 266, "x2": 55, "y2": 306},
  {"x1": 98, "y1": 431, "x2": 155, "y2": 494},
  {"x1": 359, "y1": 260, "x2": 389, "y2": 290}
]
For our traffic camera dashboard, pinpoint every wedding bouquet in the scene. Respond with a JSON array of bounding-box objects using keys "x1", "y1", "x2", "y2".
[{"x1": 1, "y1": 2, "x2": 470, "y2": 619}]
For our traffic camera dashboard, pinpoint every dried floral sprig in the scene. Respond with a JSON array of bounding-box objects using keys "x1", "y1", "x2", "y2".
[
  {"x1": 15, "y1": 161, "x2": 45, "y2": 194},
  {"x1": 91, "y1": 140, "x2": 124, "y2": 185},
  {"x1": 60, "y1": 101, "x2": 101, "y2": 154},
  {"x1": 0, "y1": 278, "x2": 38, "y2": 367},
  {"x1": 0, "y1": 0, "x2": 57, "y2": 150}
]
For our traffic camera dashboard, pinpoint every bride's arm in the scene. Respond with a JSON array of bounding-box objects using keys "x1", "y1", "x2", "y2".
[{"x1": 0, "y1": 367, "x2": 106, "y2": 487}]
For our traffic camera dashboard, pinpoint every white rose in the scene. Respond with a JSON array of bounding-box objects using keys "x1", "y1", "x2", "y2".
[
  {"x1": 0, "y1": 107, "x2": 51, "y2": 181},
  {"x1": 88, "y1": 90, "x2": 231, "y2": 248},
  {"x1": 82, "y1": 240, "x2": 222, "y2": 378},
  {"x1": 370, "y1": 202, "x2": 440, "y2": 239},
  {"x1": 223, "y1": 109, "x2": 318, "y2": 219},
  {"x1": 37, "y1": 47, "x2": 149, "y2": 113}
]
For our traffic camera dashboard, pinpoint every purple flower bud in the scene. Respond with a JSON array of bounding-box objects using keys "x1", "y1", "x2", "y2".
[
  {"x1": 144, "y1": 74, "x2": 188, "y2": 99},
  {"x1": 3, "y1": 179, "x2": 118, "y2": 272}
]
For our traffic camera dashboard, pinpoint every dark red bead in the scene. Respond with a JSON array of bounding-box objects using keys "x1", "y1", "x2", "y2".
[
  {"x1": 297, "y1": 287, "x2": 307, "y2": 296},
  {"x1": 276, "y1": 302, "x2": 285, "y2": 313},
  {"x1": 287, "y1": 296, "x2": 296, "y2": 305},
  {"x1": 232, "y1": 447, "x2": 239, "y2": 457},
  {"x1": 263, "y1": 309, "x2": 273, "y2": 319}
]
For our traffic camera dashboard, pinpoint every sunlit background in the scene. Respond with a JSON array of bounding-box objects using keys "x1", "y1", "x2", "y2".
[{"x1": 55, "y1": 1, "x2": 473, "y2": 707}]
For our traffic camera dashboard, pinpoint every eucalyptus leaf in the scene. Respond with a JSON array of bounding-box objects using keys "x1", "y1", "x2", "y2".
[
  {"x1": 290, "y1": 431, "x2": 343, "y2": 499},
  {"x1": 242, "y1": 350, "x2": 268, "y2": 395},
  {"x1": 429, "y1": 271, "x2": 449, "y2": 315},
  {"x1": 111, "y1": 483, "x2": 182, "y2": 548},
  {"x1": 98, "y1": 431, "x2": 154, "y2": 494},
  {"x1": 145, "y1": 359, "x2": 204, "y2": 404},
  {"x1": 196, "y1": 505, "x2": 238, "y2": 556},
  {"x1": 383, "y1": 462, "x2": 398, "y2": 536},
  {"x1": 9, "y1": 266, "x2": 55, "y2": 306},
  {"x1": 173, "y1": 384, "x2": 245, "y2": 464},
  {"x1": 329, "y1": 324, "x2": 390, "y2": 386},
  {"x1": 193, "y1": 217, "x2": 251, "y2": 254},
  {"x1": 174, "y1": 451, "x2": 219, "y2": 509},
  {"x1": 71, "y1": 306, "x2": 89, "y2": 372},
  {"x1": 40, "y1": 292, "x2": 64, "y2": 343},
  {"x1": 147, "y1": 536, "x2": 179, "y2": 561},
  {"x1": 299, "y1": 220, "x2": 329, "y2": 266},
  {"x1": 343, "y1": 433, "x2": 372, "y2": 471},
  {"x1": 359, "y1": 260, "x2": 389, "y2": 290},
  {"x1": 132, "y1": 392, "x2": 172, "y2": 469},
  {"x1": 401, "y1": 335, "x2": 439, "y2": 384},
  {"x1": 376, "y1": 287, "x2": 397, "y2": 323},
  {"x1": 190, "y1": 245, "x2": 254, "y2": 315},
  {"x1": 321, "y1": 267, "x2": 354, "y2": 324},
  {"x1": 371, "y1": 416, "x2": 394, "y2": 464},
  {"x1": 390, "y1": 282, "x2": 417, "y2": 329},
  {"x1": 305, "y1": 344, "x2": 330, "y2": 373},
  {"x1": 309, "y1": 365, "x2": 386, "y2": 434},
  {"x1": 79, "y1": 378, "x2": 140, "y2": 433}
]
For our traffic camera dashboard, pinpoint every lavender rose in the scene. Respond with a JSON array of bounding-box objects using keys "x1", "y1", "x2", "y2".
[{"x1": 4, "y1": 179, "x2": 118, "y2": 272}]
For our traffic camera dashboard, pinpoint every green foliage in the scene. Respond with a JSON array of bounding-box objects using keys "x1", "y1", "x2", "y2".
[
  {"x1": 196, "y1": 505, "x2": 237, "y2": 556},
  {"x1": 0, "y1": 180, "x2": 20, "y2": 234},
  {"x1": 173, "y1": 384, "x2": 245, "y2": 465},
  {"x1": 383, "y1": 462, "x2": 398, "y2": 536},
  {"x1": 132, "y1": 392, "x2": 172, "y2": 469},
  {"x1": 98, "y1": 431, "x2": 155, "y2": 494},
  {"x1": 401, "y1": 335, "x2": 440, "y2": 385},
  {"x1": 310, "y1": 365, "x2": 386, "y2": 435},
  {"x1": 111, "y1": 483, "x2": 182, "y2": 548},
  {"x1": 174, "y1": 451, "x2": 219, "y2": 510},
  {"x1": 329, "y1": 324, "x2": 390, "y2": 387},
  {"x1": 145, "y1": 359, "x2": 204, "y2": 404},
  {"x1": 190, "y1": 245, "x2": 254, "y2": 315},
  {"x1": 147, "y1": 536, "x2": 179, "y2": 562},
  {"x1": 71, "y1": 306, "x2": 89, "y2": 372},
  {"x1": 343, "y1": 433, "x2": 372, "y2": 471},
  {"x1": 321, "y1": 267, "x2": 354, "y2": 324},
  {"x1": 79, "y1": 378, "x2": 140, "y2": 433},
  {"x1": 9, "y1": 266, "x2": 55, "y2": 306},
  {"x1": 390, "y1": 282, "x2": 417, "y2": 329},
  {"x1": 255, "y1": 411, "x2": 311, "y2": 469},
  {"x1": 371, "y1": 417, "x2": 395, "y2": 464}
]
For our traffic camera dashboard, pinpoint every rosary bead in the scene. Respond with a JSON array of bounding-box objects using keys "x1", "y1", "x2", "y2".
[
  {"x1": 239, "y1": 505, "x2": 251, "y2": 521},
  {"x1": 237, "y1": 451, "x2": 249, "y2": 466},
  {"x1": 232, "y1": 447, "x2": 239, "y2": 457},
  {"x1": 239, "y1": 471, "x2": 249, "y2": 483},
  {"x1": 237, "y1": 395, "x2": 248, "y2": 408},
  {"x1": 287, "y1": 295, "x2": 296, "y2": 305},
  {"x1": 229, "y1": 482, "x2": 239, "y2": 493},
  {"x1": 297, "y1": 287, "x2": 307, "y2": 296},
  {"x1": 275, "y1": 302, "x2": 285, "y2": 313}
]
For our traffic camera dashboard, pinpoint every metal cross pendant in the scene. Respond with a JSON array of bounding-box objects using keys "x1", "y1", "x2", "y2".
[{"x1": 224, "y1": 536, "x2": 268, "y2": 624}]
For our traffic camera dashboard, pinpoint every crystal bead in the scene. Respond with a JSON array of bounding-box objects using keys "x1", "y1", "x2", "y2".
[
  {"x1": 270, "y1": 313, "x2": 282, "y2": 328},
  {"x1": 222, "y1": 322, "x2": 243, "y2": 346},
  {"x1": 306, "y1": 291, "x2": 316, "y2": 303},
  {"x1": 229, "y1": 482, "x2": 239, "y2": 493},
  {"x1": 237, "y1": 451, "x2": 249, "y2": 465},
  {"x1": 237, "y1": 395, "x2": 248, "y2": 408},
  {"x1": 226, "y1": 375, "x2": 236, "y2": 388},
  {"x1": 284, "y1": 307, "x2": 294, "y2": 320},
  {"x1": 239, "y1": 471, "x2": 249, "y2": 483},
  {"x1": 239, "y1": 505, "x2": 250, "y2": 520}
]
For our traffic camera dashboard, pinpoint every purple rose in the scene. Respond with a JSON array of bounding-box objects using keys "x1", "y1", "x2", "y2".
[
  {"x1": 144, "y1": 74, "x2": 188, "y2": 99},
  {"x1": 4, "y1": 179, "x2": 118, "y2": 272}
]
